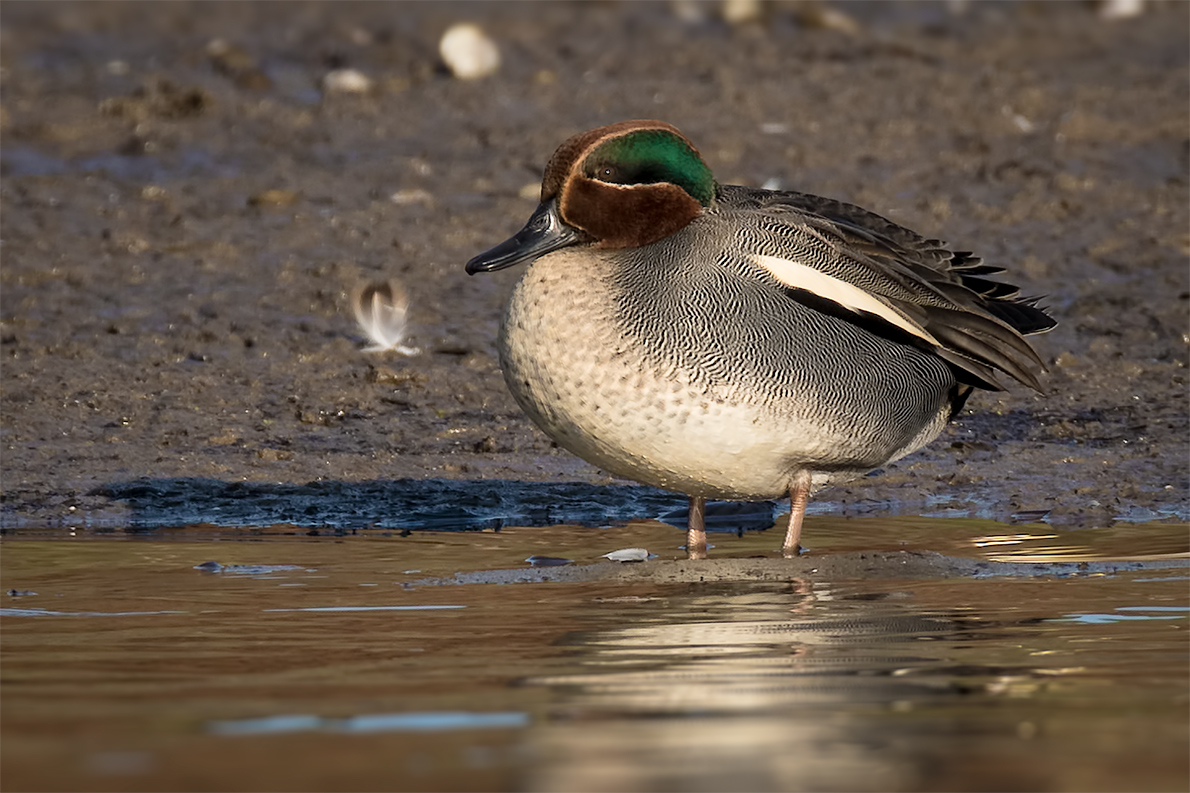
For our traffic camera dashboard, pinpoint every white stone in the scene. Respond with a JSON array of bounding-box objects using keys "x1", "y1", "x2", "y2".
[
  {"x1": 1099, "y1": 0, "x2": 1144, "y2": 19},
  {"x1": 721, "y1": 0, "x2": 763, "y2": 25},
  {"x1": 323, "y1": 68, "x2": 373, "y2": 94},
  {"x1": 389, "y1": 188, "x2": 434, "y2": 206},
  {"x1": 439, "y1": 23, "x2": 501, "y2": 80}
]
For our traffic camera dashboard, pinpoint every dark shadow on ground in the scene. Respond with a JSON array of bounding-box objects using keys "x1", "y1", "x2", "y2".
[{"x1": 92, "y1": 478, "x2": 780, "y2": 534}]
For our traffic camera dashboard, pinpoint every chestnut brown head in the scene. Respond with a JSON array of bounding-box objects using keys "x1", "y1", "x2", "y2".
[{"x1": 466, "y1": 121, "x2": 716, "y2": 273}]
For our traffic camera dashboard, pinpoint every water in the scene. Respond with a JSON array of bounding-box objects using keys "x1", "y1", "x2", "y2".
[{"x1": 2, "y1": 518, "x2": 1186, "y2": 792}]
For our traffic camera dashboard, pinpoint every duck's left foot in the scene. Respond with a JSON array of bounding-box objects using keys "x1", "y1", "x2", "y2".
[
  {"x1": 782, "y1": 470, "x2": 812, "y2": 558},
  {"x1": 685, "y1": 495, "x2": 707, "y2": 560}
]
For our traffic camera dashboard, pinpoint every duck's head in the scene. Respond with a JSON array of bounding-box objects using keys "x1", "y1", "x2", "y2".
[{"x1": 466, "y1": 120, "x2": 716, "y2": 274}]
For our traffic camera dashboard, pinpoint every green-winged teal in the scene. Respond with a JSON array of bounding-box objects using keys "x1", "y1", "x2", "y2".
[{"x1": 466, "y1": 120, "x2": 1054, "y2": 559}]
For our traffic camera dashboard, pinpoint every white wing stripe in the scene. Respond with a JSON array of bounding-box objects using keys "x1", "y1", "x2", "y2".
[{"x1": 752, "y1": 254, "x2": 940, "y2": 347}]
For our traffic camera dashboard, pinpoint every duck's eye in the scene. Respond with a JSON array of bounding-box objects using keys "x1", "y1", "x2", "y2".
[{"x1": 599, "y1": 165, "x2": 618, "y2": 181}]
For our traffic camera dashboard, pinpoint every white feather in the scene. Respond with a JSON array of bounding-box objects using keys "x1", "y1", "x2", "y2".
[
  {"x1": 751, "y1": 253, "x2": 939, "y2": 347},
  {"x1": 351, "y1": 280, "x2": 420, "y2": 355},
  {"x1": 601, "y1": 547, "x2": 655, "y2": 562}
]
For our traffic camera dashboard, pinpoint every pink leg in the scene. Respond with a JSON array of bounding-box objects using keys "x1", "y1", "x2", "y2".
[
  {"x1": 686, "y1": 495, "x2": 707, "y2": 560},
  {"x1": 783, "y1": 470, "x2": 812, "y2": 558}
]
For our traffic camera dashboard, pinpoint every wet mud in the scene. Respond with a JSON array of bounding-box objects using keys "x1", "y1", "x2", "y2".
[
  {"x1": 1, "y1": 2, "x2": 1188, "y2": 538},
  {"x1": 406, "y1": 552, "x2": 1190, "y2": 587}
]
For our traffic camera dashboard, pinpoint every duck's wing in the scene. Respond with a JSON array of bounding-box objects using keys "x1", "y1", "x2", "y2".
[{"x1": 719, "y1": 185, "x2": 1056, "y2": 392}]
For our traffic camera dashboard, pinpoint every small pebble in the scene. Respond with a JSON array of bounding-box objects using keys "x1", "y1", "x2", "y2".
[
  {"x1": 1099, "y1": 0, "x2": 1144, "y2": 19},
  {"x1": 389, "y1": 188, "x2": 434, "y2": 206},
  {"x1": 1008, "y1": 111, "x2": 1035, "y2": 133},
  {"x1": 348, "y1": 26, "x2": 374, "y2": 46},
  {"x1": 322, "y1": 68, "x2": 373, "y2": 94},
  {"x1": 601, "y1": 547, "x2": 655, "y2": 563},
  {"x1": 721, "y1": 0, "x2": 763, "y2": 25},
  {"x1": 248, "y1": 189, "x2": 299, "y2": 208},
  {"x1": 794, "y1": 3, "x2": 861, "y2": 34},
  {"x1": 439, "y1": 23, "x2": 501, "y2": 80},
  {"x1": 670, "y1": 0, "x2": 710, "y2": 23},
  {"x1": 207, "y1": 39, "x2": 271, "y2": 90},
  {"x1": 206, "y1": 39, "x2": 251, "y2": 70}
]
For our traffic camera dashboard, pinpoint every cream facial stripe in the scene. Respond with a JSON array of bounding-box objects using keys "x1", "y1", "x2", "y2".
[{"x1": 752, "y1": 254, "x2": 940, "y2": 346}]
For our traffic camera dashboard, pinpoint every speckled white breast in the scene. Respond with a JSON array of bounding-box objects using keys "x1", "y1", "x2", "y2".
[{"x1": 497, "y1": 249, "x2": 951, "y2": 500}]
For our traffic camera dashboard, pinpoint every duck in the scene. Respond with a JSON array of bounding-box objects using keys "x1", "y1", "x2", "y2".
[{"x1": 465, "y1": 120, "x2": 1054, "y2": 560}]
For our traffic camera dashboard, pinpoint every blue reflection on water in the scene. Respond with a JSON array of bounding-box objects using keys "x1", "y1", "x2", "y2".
[
  {"x1": 1052, "y1": 605, "x2": 1188, "y2": 624},
  {"x1": 209, "y1": 711, "x2": 528, "y2": 735},
  {"x1": 263, "y1": 605, "x2": 465, "y2": 612},
  {"x1": 0, "y1": 608, "x2": 187, "y2": 617}
]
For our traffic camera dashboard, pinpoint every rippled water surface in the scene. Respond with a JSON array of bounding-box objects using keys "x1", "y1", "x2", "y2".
[{"x1": 2, "y1": 518, "x2": 1187, "y2": 792}]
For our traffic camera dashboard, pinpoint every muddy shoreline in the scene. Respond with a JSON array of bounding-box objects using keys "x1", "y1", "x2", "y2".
[
  {"x1": 403, "y1": 552, "x2": 1190, "y2": 587},
  {"x1": 2, "y1": 2, "x2": 1187, "y2": 535}
]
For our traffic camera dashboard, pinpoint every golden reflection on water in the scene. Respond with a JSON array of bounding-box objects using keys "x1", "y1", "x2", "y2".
[
  {"x1": 968, "y1": 522, "x2": 1190, "y2": 563},
  {"x1": 789, "y1": 516, "x2": 1190, "y2": 564},
  {"x1": 1, "y1": 518, "x2": 1187, "y2": 792},
  {"x1": 522, "y1": 572, "x2": 1189, "y2": 792}
]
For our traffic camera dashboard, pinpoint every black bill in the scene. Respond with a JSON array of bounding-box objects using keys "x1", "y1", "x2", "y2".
[{"x1": 465, "y1": 200, "x2": 584, "y2": 274}]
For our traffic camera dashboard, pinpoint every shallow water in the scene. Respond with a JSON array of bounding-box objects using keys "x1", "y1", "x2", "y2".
[{"x1": 2, "y1": 518, "x2": 1187, "y2": 792}]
